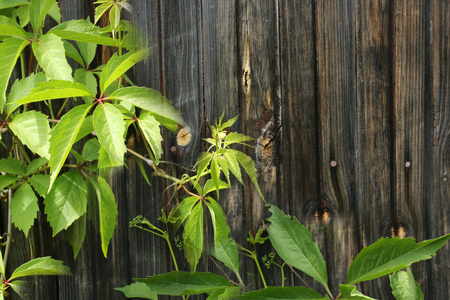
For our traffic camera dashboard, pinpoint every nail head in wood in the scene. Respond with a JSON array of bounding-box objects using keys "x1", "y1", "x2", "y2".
[
  {"x1": 330, "y1": 160, "x2": 337, "y2": 167},
  {"x1": 443, "y1": 176, "x2": 448, "y2": 182},
  {"x1": 405, "y1": 161, "x2": 411, "y2": 168}
]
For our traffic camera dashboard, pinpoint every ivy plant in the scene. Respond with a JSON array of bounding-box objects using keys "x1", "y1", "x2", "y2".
[
  {"x1": 117, "y1": 115, "x2": 450, "y2": 300},
  {"x1": 0, "y1": 0, "x2": 182, "y2": 297}
]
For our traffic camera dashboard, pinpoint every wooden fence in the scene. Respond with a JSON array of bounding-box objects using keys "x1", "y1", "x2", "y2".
[{"x1": 2, "y1": 0, "x2": 449, "y2": 299}]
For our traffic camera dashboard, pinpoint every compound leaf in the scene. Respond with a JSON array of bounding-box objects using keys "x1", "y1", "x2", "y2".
[
  {"x1": 229, "y1": 149, "x2": 264, "y2": 201},
  {"x1": 29, "y1": 0, "x2": 55, "y2": 33},
  {"x1": 10, "y1": 182, "x2": 39, "y2": 237},
  {"x1": 267, "y1": 205, "x2": 329, "y2": 292},
  {"x1": 183, "y1": 202, "x2": 203, "y2": 271},
  {"x1": 0, "y1": 157, "x2": 23, "y2": 175},
  {"x1": 44, "y1": 170, "x2": 87, "y2": 236},
  {"x1": 67, "y1": 213, "x2": 87, "y2": 259},
  {"x1": 115, "y1": 282, "x2": 157, "y2": 299},
  {"x1": 0, "y1": 174, "x2": 17, "y2": 190},
  {"x1": 137, "y1": 112, "x2": 163, "y2": 165},
  {"x1": 347, "y1": 233, "x2": 450, "y2": 284},
  {"x1": 32, "y1": 33, "x2": 73, "y2": 81},
  {"x1": 6, "y1": 72, "x2": 47, "y2": 115},
  {"x1": 0, "y1": 16, "x2": 28, "y2": 39},
  {"x1": 240, "y1": 286, "x2": 326, "y2": 300},
  {"x1": 49, "y1": 19, "x2": 116, "y2": 46}
]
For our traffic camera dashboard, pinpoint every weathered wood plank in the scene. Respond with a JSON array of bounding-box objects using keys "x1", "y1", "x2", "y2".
[
  {"x1": 315, "y1": 0, "x2": 358, "y2": 295},
  {"x1": 392, "y1": 0, "x2": 430, "y2": 295},
  {"x1": 278, "y1": 0, "x2": 323, "y2": 292},
  {"x1": 354, "y1": 0, "x2": 394, "y2": 298},
  {"x1": 237, "y1": 0, "x2": 280, "y2": 289},
  {"x1": 428, "y1": 0, "x2": 450, "y2": 298}
]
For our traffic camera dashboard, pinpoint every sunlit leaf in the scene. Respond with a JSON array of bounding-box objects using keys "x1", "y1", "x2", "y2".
[
  {"x1": 93, "y1": 103, "x2": 126, "y2": 166},
  {"x1": 32, "y1": 33, "x2": 73, "y2": 81},
  {"x1": 9, "y1": 110, "x2": 51, "y2": 159},
  {"x1": 8, "y1": 280, "x2": 26, "y2": 298},
  {"x1": 9, "y1": 256, "x2": 71, "y2": 280},
  {"x1": 109, "y1": 86, "x2": 182, "y2": 132},
  {"x1": 47, "y1": 0, "x2": 60, "y2": 23},
  {"x1": 63, "y1": 40, "x2": 85, "y2": 68},
  {"x1": 0, "y1": 38, "x2": 29, "y2": 111},
  {"x1": 229, "y1": 149, "x2": 264, "y2": 201},
  {"x1": 82, "y1": 138, "x2": 100, "y2": 161},
  {"x1": 48, "y1": 104, "x2": 92, "y2": 190},
  {"x1": 115, "y1": 282, "x2": 157, "y2": 299},
  {"x1": 390, "y1": 268, "x2": 424, "y2": 300},
  {"x1": 29, "y1": 0, "x2": 55, "y2": 33},
  {"x1": 10, "y1": 182, "x2": 39, "y2": 237},
  {"x1": 29, "y1": 174, "x2": 50, "y2": 197},
  {"x1": 6, "y1": 72, "x2": 47, "y2": 115},
  {"x1": 0, "y1": 16, "x2": 28, "y2": 39},
  {"x1": 74, "y1": 68, "x2": 97, "y2": 103},
  {"x1": 77, "y1": 41, "x2": 97, "y2": 67},
  {"x1": 347, "y1": 233, "x2": 450, "y2": 284},
  {"x1": 0, "y1": 0, "x2": 29, "y2": 9},
  {"x1": 44, "y1": 170, "x2": 87, "y2": 236},
  {"x1": 99, "y1": 48, "x2": 152, "y2": 92},
  {"x1": 137, "y1": 112, "x2": 163, "y2": 164},
  {"x1": 94, "y1": 1, "x2": 114, "y2": 25},
  {"x1": 48, "y1": 19, "x2": 117, "y2": 46}
]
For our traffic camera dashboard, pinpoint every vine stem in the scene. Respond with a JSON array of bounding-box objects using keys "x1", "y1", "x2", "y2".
[{"x1": 3, "y1": 188, "x2": 13, "y2": 273}]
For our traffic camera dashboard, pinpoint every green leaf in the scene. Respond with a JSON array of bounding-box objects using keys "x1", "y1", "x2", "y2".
[
  {"x1": 0, "y1": 38, "x2": 29, "y2": 110},
  {"x1": 0, "y1": 248, "x2": 4, "y2": 279},
  {"x1": 195, "y1": 152, "x2": 213, "y2": 182},
  {"x1": 220, "y1": 115, "x2": 239, "y2": 131},
  {"x1": 8, "y1": 280, "x2": 26, "y2": 298},
  {"x1": 0, "y1": 157, "x2": 23, "y2": 175},
  {"x1": 67, "y1": 213, "x2": 87, "y2": 259},
  {"x1": 229, "y1": 149, "x2": 265, "y2": 201},
  {"x1": 93, "y1": 103, "x2": 126, "y2": 166},
  {"x1": 0, "y1": 174, "x2": 17, "y2": 190},
  {"x1": 10, "y1": 182, "x2": 39, "y2": 237},
  {"x1": 0, "y1": 16, "x2": 28, "y2": 39},
  {"x1": 77, "y1": 41, "x2": 97, "y2": 67},
  {"x1": 205, "y1": 197, "x2": 240, "y2": 278},
  {"x1": 203, "y1": 179, "x2": 229, "y2": 196},
  {"x1": 115, "y1": 282, "x2": 157, "y2": 299},
  {"x1": 74, "y1": 115, "x2": 94, "y2": 142},
  {"x1": 94, "y1": 1, "x2": 114, "y2": 25},
  {"x1": 177, "y1": 196, "x2": 199, "y2": 225},
  {"x1": 32, "y1": 33, "x2": 73, "y2": 81},
  {"x1": 74, "y1": 68, "x2": 97, "y2": 102},
  {"x1": 70, "y1": 149, "x2": 85, "y2": 164},
  {"x1": 0, "y1": 0, "x2": 29, "y2": 9},
  {"x1": 240, "y1": 286, "x2": 326, "y2": 300},
  {"x1": 25, "y1": 157, "x2": 48, "y2": 175},
  {"x1": 206, "y1": 287, "x2": 241, "y2": 300},
  {"x1": 89, "y1": 177, "x2": 117, "y2": 257},
  {"x1": 6, "y1": 72, "x2": 47, "y2": 115},
  {"x1": 47, "y1": 0, "x2": 60, "y2": 23},
  {"x1": 339, "y1": 285, "x2": 376, "y2": 300},
  {"x1": 267, "y1": 205, "x2": 329, "y2": 292},
  {"x1": 390, "y1": 268, "x2": 424, "y2": 300},
  {"x1": 9, "y1": 256, "x2": 70, "y2": 280},
  {"x1": 224, "y1": 132, "x2": 253, "y2": 147},
  {"x1": 183, "y1": 202, "x2": 203, "y2": 271},
  {"x1": 12, "y1": 80, "x2": 94, "y2": 106},
  {"x1": 9, "y1": 110, "x2": 51, "y2": 159},
  {"x1": 347, "y1": 233, "x2": 450, "y2": 284},
  {"x1": 29, "y1": 174, "x2": 50, "y2": 197},
  {"x1": 100, "y1": 48, "x2": 152, "y2": 92},
  {"x1": 137, "y1": 112, "x2": 163, "y2": 164},
  {"x1": 48, "y1": 104, "x2": 92, "y2": 190},
  {"x1": 82, "y1": 138, "x2": 100, "y2": 161},
  {"x1": 44, "y1": 170, "x2": 88, "y2": 236},
  {"x1": 29, "y1": 0, "x2": 55, "y2": 33},
  {"x1": 16, "y1": 6, "x2": 30, "y2": 28},
  {"x1": 63, "y1": 40, "x2": 85, "y2": 68},
  {"x1": 210, "y1": 156, "x2": 222, "y2": 199},
  {"x1": 136, "y1": 271, "x2": 234, "y2": 296},
  {"x1": 134, "y1": 157, "x2": 151, "y2": 186},
  {"x1": 49, "y1": 19, "x2": 117, "y2": 46},
  {"x1": 109, "y1": 2, "x2": 120, "y2": 35},
  {"x1": 109, "y1": 86, "x2": 183, "y2": 132},
  {"x1": 223, "y1": 151, "x2": 243, "y2": 185}
]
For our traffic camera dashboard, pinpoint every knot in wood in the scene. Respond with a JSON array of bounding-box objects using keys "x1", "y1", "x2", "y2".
[{"x1": 176, "y1": 128, "x2": 192, "y2": 147}]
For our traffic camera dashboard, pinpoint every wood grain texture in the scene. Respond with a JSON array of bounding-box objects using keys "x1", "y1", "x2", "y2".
[
  {"x1": 428, "y1": 0, "x2": 450, "y2": 298},
  {"x1": 354, "y1": 0, "x2": 394, "y2": 297}
]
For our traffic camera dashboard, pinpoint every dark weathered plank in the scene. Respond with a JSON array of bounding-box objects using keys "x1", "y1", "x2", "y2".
[
  {"x1": 392, "y1": 0, "x2": 430, "y2": 295},
  {"x1": 315, "y1": 0, "x2": 358, "y2": 295},
  {"x1": 237, "y1": 0, "x2": 280, "y2": 289},
  {"x1": 354, "y1": 0, "x2": 394, "y2": 298},
  {"x1": 278, "y1": 0, "x2": 323, "y2": 292},
  {"x1": 428, "y1": 0, "x2": 450, "y2": 299}
]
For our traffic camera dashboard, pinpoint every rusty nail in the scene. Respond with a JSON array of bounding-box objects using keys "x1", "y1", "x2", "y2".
[
  {"x1": 405, "y1": 161, "x2": 411, "y2": 168},
  {"x1": 330, "y1": 160, "x2": 337, "y2": 167}
]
